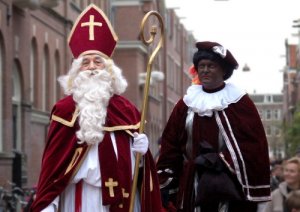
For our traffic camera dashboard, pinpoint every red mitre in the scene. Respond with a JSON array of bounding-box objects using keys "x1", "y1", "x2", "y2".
[{"x1": 68, "y1": 4, "x2": 118, "y2": 58}]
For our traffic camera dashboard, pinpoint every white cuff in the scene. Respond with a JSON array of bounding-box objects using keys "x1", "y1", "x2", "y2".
[{"x1": 41, "y1": 196, "x2": 59, "y2": 212}]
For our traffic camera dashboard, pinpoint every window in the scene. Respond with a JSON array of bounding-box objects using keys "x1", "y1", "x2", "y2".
[
  {"x1": 274, "y1": 127, "x2": 281, "y2": 137},
  {"x1": 167, "y1": 56, "x2": 172, "y2": 87},
  {"x1": 167, "y1": 100, "x2": 174, "y2": 118},
  {"x1": 175, "y1": 63, "x2": 179, "y2": 92},
  {"x1": 274, "y1": 109, "x2": 281, "y2": 120},
  {"x1": 168, "y1": 10, "x2": 174, "y2": 39},
  {"x1": 42, "y1": 45, "x2": 50, "y2": 111},
  {"x1": 72, "y1": 0, "x2": 80, "y2": 6},
  {"x1": 173, "y1": 20, "x2": 177, "y2": 47},
  {"x1": 265, "y1": 95, "x2": 272, "y2": 103},
  {"x1": 176, "y1": 24, "x2": 181, "y2": 53},
  {"x1": 30, "y1": 39, "x2": 37, "y2": 105},
  {"x1": 171, "y1": 61, "x2": 174, "y2": 89},
  {"x1": 177, "y1": 64, "x2": 180, "y2": 93},
  {"x1": 266, "y1": 109, "x2": 271, "y2": 120},
  {"x1": 184, "y1": 37, "x2": 189, "y2": 62},
  {"x1": 12, "y1": 61, "x2": 22, "y2": 150},
  {"x1": 54, "y1": 51, "x2": 60, "y2": 103},
  {"x1": 0, "y1": 37, "x2": 3, "y2": 151},
  {"x1": 266, "y1": 126, "x2": 271, "y2": 136},
  {"x1": 166, "y1": 10, "x2": 171, "y2": 38},
  {"x1": 80, "y1": 0, "x2": 84, "y2": 8}
]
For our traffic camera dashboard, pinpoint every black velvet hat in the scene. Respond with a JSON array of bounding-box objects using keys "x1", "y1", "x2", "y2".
[
  {"x1": 195, "y1": 41, "x2": 239, "y2": 69},
  {"x1": 193, "y1": 41, "x2": 239, "y2": 80}
]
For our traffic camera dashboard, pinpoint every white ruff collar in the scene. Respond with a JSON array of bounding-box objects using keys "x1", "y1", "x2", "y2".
[{"x1": 183, "y1": 83, "x2": 246, "y2": 117}]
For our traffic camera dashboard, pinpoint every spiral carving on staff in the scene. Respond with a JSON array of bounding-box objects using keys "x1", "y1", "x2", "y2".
[
  {"x1": 129, "y1": 11, "x2": 164, "y2": 212},
  {"x1": 138, "y1": 10, "x2": 164, "y2": 132},
  {"x1": 140, "y1": 11, "x2": 164, "y2": 70}
]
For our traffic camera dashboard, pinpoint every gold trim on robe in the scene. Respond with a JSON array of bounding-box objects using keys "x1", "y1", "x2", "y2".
[
  {"x1": 51, "y1": 107, "x2": 79, "y2": 127},
  {"x1": 51, "y1": 107, "x2": 141, "y2": 137}
]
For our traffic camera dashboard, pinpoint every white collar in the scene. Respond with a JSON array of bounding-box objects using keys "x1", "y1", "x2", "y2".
[{"x1": 183, "y1": 83, "x2": 246, "y2": 117}]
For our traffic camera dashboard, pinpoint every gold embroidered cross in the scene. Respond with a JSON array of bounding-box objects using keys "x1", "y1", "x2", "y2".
[
  {"x1": 105, "y1": 178, "x2": 118, "y2": 197},
  {"x1": 118, "y1": 188, "x2": 130, "y2": 208},
  {"x1": 81, "y1": 15, "x2": 102, "y2": 40}
]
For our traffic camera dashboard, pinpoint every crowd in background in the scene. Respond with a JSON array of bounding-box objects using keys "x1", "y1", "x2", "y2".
[{"x1": 265, "y1": 153, "x2": 300, "y2": 212}]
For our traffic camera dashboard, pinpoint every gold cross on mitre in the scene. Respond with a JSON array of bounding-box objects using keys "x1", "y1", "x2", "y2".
[
  {"x1": 68, "y1": 4, "x2": 118, "y2": 58},
  {"x1": 81, "y1": 15, "x2": 102, "y2": 40},
  {"x1": 105, "y1": 178, "x2": 118, "y2": 197}
]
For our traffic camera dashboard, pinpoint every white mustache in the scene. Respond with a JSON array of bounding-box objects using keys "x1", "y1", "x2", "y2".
[
  {"x1": 84, "y1": 69, "x2": 101, "y2": 75},
  {"x1": 90, "y1": 70, "x2": 99, "y2": 75},
  {"x1": 79, "y1": 69, "x2": 111, "y2": 80}
]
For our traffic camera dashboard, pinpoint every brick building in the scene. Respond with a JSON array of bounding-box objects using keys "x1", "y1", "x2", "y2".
[
  {"x1": 282, "y1": 31, "x2": 300, "y2": 157},
  {"x1": 250, "y1": 94, "x2": 284, "y2": 160},
  {"x1": 282, "y1": 42, "x2": 299, "y2": 125},
  {"x1": 0, "y1": 0, "x2": 195, "y2": 188}
]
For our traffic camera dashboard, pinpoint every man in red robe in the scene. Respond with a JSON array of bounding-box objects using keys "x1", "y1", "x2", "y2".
[{"x1": 30, "y1": 4, "x2": 161, "y2": 212}]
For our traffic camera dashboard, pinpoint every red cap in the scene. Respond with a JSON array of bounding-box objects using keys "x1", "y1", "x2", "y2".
[{"x1": 68, "y1": 4, "x2": 118, "y2": 58}]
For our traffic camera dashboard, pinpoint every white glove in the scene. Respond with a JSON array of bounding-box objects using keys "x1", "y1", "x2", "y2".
[
  {"x1": 41, "y1": 204, "x2": 56, "y2": 212},
  {"x1": 132, "y1": 132, "x2": 149, "y2": 155},
  {"x1": 41, "y1": 196, "x2": 59, "y2": 212}
]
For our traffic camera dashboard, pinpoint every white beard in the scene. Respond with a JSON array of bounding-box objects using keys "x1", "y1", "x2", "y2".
[
  {"x1": 72, "y1": 69, "x2": 113, "y2": 145},
  {"x1": 58, "y1": 57, "x2": 128, "y2": 145}
]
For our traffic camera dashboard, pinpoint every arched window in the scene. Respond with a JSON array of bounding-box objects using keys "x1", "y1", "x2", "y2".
[
  {"x1": 30, "y1": 39, "x2": 37, "y2": 106},
  {"x1": 0, "y1": 36, "x2": 3, "y2": 151},
  {"x1": 42, "y1": 45, "x2": 50, "y2": 111},
  {"x1": 12, "y1": 61, "x2": 22, "y2": 150},
  {"x1": 54, "y1": 51, "x2": 60, "y2": 103}
]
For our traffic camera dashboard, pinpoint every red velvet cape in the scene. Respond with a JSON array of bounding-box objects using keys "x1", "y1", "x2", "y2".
[
  {"x1": 157, "y1": 95, "x2": 271, "y2": 211},
  {"x1": 30, "y1": 95, "x2": 162, "y2": 211}
]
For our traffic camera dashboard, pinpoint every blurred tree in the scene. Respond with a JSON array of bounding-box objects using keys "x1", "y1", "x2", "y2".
[{"x1": 285, "y1": 107, "x2": 300, "y2": 156}]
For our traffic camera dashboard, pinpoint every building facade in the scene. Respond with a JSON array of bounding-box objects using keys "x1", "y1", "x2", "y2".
[
  {"x1": 250, "y1": 94, "x2": 284, "y2": 160},
  {"x1": 282, "y1": 30, "x2": 300, "y2": 156},
  {"x1": 0, "y1": 0, "x2": 195, "y2": 188},
  {"x1": 111, "y1": 0, "x2": 195, "y2": 156},
  {"x1": 282, "y1": 42, "x2": 299, "y2": 125}
]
